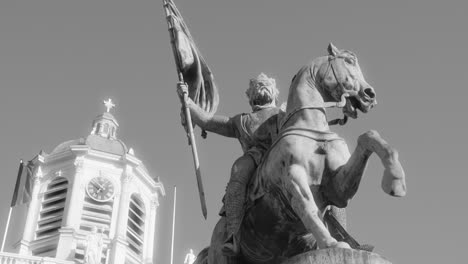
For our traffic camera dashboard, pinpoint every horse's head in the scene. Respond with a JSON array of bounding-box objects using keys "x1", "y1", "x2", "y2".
[{"x1": 318, "y1": 43, "x2": 377, "y2": 119}]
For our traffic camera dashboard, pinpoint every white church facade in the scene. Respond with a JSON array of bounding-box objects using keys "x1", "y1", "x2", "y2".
[{"x1": 0, "y1": 100, "x2": 165, "y2": 264}]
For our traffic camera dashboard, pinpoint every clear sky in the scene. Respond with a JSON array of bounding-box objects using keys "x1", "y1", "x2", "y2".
[{"x1": 0, "y1": 0, "x2": 466, "y2": 263}]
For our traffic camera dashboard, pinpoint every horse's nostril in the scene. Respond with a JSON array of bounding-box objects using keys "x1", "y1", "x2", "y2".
[{"x1": 364, "y1": 88, "x2": 376, "y2": 98}]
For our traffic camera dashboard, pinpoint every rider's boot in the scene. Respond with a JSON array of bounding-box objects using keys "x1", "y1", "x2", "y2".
[
  {"x1": 221, "y1": 180, "x2": 245, "y2": 257},
  {"x1": 222, "y1": 233, "x2": 239, "y2": 257}
]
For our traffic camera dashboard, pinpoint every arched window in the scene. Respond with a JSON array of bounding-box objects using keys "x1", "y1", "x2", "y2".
[
  {"x1": 95, "y1": 123, "x2": 102, "y2": 134},
  {"x1": 127, "y1": 194, "x2": 145, "y2": 257},
  {"x1": 103, "y1": 123, "x2": 109, "y2": 134},
  {"x1": 36, "y1": 177, "x2": 68, "y2": 240}
]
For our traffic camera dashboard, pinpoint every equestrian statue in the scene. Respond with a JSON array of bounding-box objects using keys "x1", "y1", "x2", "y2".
[
  {"x1": 162, "y1": 1, "x2": 406, "y2": 263},
  {"x1": 185, "y1": 43, "x2": 405, "y2": 264}
]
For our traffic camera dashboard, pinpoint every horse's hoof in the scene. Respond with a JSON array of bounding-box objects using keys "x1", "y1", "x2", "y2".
[
  {"x1": 382, "y1": 167, "x2": 406, "y2": 197},
  {"x1": 320, "y1": 239, "x2": 351, "y2": 250},
  {"x1": 331, "y1": 241, "x2": 351, "y2": 249}
]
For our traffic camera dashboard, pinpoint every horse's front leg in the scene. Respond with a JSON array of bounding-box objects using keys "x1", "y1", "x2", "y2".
[
  {"x1": 357, "y1": 130, "x2": 406, "y2": 196},
  {"x1": 329, "y1": 130, "x2": 406, "y2": 204}
]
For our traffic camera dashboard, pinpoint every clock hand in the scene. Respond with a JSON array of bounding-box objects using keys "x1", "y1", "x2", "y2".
[
  {"x1": 95, "y1": 181, "x2": 106, "y2": 190},
  {"x1": 91, "y1": 181, "x2": 105, "y2": 193},
  {"x1": 91, "y1": 182, "x2": 101, "y2": 190}
]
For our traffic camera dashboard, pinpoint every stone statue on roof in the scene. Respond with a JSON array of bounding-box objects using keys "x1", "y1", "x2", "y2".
[
  {"x1": 184, "y1": 249, "x2": 196, "y2": 264},
  {"x1": 84, "y1": 227, "x2": 104, "y2": 264}
]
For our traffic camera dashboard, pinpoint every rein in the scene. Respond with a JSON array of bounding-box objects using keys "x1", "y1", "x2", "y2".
[{"x1": 279, "y1": 56, "x2": 355, "y2": 130}]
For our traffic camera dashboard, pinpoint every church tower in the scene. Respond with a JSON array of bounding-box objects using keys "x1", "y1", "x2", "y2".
[{"x1": 12, "y1": 99, "x2": 165, "y2": 264}]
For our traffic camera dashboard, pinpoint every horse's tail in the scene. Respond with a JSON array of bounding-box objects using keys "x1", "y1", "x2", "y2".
[{"x1": 194, "y1": 247, "x2": 209, "y2": 264}]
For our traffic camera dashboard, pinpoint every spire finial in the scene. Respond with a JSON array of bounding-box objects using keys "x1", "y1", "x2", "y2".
[{"x1": 103, "y1": 98, "x2": 115, "y2": 113}]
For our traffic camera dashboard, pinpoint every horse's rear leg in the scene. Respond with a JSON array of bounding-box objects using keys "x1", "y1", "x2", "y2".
[
  {"x1": 331, "y1": 130, "x2": 406, "y2": 202},
  {"x1": 286, "y1": 164, "x2": 350, "y2": 250}
]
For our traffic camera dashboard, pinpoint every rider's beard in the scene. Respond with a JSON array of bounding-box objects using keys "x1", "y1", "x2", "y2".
[{"x1": 250, "y1": 88, "x2": 275, "y2": 107}]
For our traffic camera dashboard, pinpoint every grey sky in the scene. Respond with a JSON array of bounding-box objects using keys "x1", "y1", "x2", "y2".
[{"x1": 0, "y1": 0, "x2": 466, "y2": 263}]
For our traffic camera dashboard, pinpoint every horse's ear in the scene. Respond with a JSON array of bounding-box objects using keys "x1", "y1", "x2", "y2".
[{"x1": 327, "y1": 43, "x2": 339, "y2": 56}]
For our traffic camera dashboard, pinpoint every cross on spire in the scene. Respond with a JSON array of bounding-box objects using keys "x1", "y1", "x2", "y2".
[{"x1": 103, "y1": 98, "x2": 115, "y2": 113}]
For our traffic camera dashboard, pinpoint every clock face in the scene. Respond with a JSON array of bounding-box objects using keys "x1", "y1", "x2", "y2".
[{"x1": 86, "y1": 177, "x2": 115, "y2": 202}]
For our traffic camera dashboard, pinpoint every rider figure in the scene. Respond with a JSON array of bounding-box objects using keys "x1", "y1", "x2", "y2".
[{"x1": 177, "y1": 73, "x2": 281, "y2": 256}]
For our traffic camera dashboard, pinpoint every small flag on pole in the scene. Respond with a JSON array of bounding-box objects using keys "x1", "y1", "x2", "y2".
[
  {"x1": 10, "y1": 160, "x2": 33, "y2": 207},
  {"x1": 2, "y1": 159, "x2": 34, "y2": 252}
]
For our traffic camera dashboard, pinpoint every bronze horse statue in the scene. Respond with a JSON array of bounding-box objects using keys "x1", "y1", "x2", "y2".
[{"x1": 196, "y1": 43, "x2": 406, "y2": 264}]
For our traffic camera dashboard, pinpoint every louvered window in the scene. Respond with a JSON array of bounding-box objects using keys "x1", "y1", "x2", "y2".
[
  {"x1": 127, "y1": 195, "x2": 145, "y2": 257},
  {"x1": 36, "y1": 177, "x2": 68, "y2": 239},
  {"x1": 79, "y1": 196, "x2": 113, "y2": 233}
]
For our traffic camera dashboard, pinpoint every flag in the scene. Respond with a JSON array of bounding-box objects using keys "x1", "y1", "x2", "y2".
[
  {"x1": 10, "y1": 160, "x2": 34, "y2": 207},
  {"x1": 163, "y1": 0, "x2": 219, "y2": 115}
]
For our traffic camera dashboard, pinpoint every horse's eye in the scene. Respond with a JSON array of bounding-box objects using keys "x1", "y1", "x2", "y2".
[{"x1": 345, "y1": 57, "x2": 355, "y2": 65}]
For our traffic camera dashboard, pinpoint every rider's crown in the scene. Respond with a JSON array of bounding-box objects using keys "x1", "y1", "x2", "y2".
[{"x1": 249, "y1": 73, "x2": 276, "y2": 89}]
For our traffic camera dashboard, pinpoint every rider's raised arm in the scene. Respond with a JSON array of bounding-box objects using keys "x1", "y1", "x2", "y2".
[
  {"x1": 201, "y1": 112, "x2": 237, "y2": 138},
  {"x1": 178, "y1": 82, "x2": 237, "y2": 138}
]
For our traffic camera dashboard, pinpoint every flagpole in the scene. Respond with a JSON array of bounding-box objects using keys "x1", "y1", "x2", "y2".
[
  {"x1": 162, "y1": 0, "x2": 208, "y2": 219},
  {"x1": 1, "y1": 207, "x2": 13, "y2": 252},
  {"x1": 170, "y1": 186, "x2": 177, "y2": 264}
]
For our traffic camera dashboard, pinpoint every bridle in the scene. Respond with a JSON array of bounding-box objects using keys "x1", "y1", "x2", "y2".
[{"x1": 279, "y1": 55, "x2": 356, "y2": 130}]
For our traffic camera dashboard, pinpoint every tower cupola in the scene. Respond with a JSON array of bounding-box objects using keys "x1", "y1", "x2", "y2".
[{"x1": 90, "y1": 99, "x2": 119, "y2": 140}]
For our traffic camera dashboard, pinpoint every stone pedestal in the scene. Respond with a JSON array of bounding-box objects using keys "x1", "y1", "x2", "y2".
[{"x1": 281, "y1": 249, "x2": 391, "y2": 264}]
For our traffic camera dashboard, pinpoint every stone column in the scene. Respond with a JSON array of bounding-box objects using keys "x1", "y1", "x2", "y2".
[
  {"x1": 19, "y1": 167, "x2": 43, "y2": 254},
  {"x1": 55, "y1": 228, "x2": 76, "y2": 260},
  {"x1": 62, "y1": 157, "x2": 86, "y2": 228},
  {"x1": 56, "y1": 157, "x2": 86, "y2": 260},
  {"x1": 143, "y1": 196, "x2": 158, "y2": 264},
  {"x1": 109, "y1": 169, "x2": 132, "y2": 264}
]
